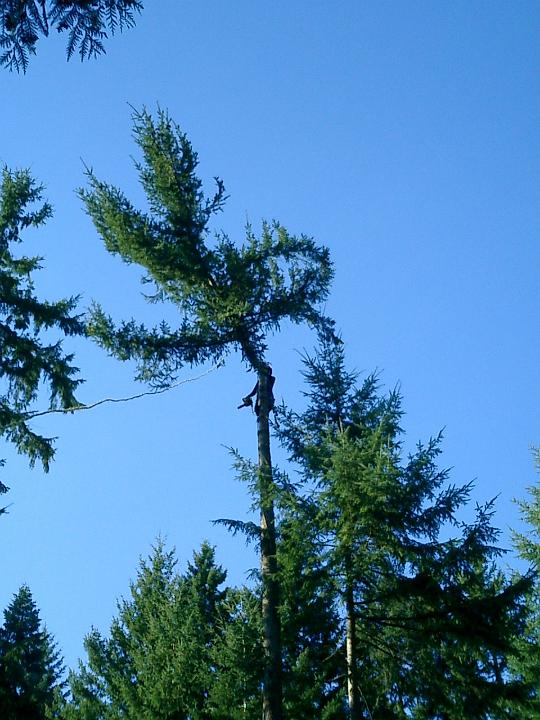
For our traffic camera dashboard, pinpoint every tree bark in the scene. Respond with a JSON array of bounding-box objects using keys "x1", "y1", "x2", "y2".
[
  {"x1": 345, "y1": 564, "x2": 361, "y2": 720},
  {"x1": 257, "y1": 366, "x2": 283, "y2": 720}
]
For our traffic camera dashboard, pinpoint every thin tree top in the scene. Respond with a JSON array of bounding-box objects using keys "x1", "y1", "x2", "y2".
[
  {"x1": 80, "y1": 108, "x2": 335, "y2": 382},
  {"x1": 0, "y1": 0, "x2": 143, "y2": 72}
]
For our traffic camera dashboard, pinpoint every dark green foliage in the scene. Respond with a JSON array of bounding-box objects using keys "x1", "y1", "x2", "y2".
[
  {"x1": 218, "y1": 449, "x2": 344, "y2": 717},
  {"x1": 277, "y1": 494, "x2": 345, "y2": 719},
  {"x1": 509, "y1": 449, "x2": 540, "y2": 718},
  {"x1": 0, "y1": 167, "x2": 82, "y2": 488},
  {"x1": 80, "y1": 108, "x2": 334, "y2": 380},
  {"x1": 64, "y1": 540, "x2": 263, "y2": 720},
  {"x1": 208, "y1": 587, "x2": 263, "y2": 719},
  {"x1": 514, "y1": 450, "x2": 540, "y2": 568},
  {"x1": 0, "y1": 0, "x2": 142, "y2": 72},
  {"x1": 277, "y1": 337, "x2": 533, "y2": 719},
  {"x1": 0, "y1": 584, "x2": 65, "y2": 719},
  {"x1": 80, "y1": 108, "x2": 334, "y2": 720}
]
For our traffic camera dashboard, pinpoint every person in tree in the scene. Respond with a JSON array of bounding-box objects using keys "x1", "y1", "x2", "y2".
[{"x1": 238, "y1": 364, "x2": 275, "y2": 417}]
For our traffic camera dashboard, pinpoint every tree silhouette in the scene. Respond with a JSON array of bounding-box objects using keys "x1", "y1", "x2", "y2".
[
  {"x1": 0, "y1": 584, "x2": 64, "y2": 719},
  {"x1": 0, "y1": 0, "x2": 142, "y2": 72}
]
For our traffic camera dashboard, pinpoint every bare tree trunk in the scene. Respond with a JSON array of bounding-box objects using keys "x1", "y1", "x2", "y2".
[
  {"x1": 257, "y1": 367, "x2": 283, "y2": 720},
  {"x1": 345, "y1": 562, "x2": 361, "y2": 720}
]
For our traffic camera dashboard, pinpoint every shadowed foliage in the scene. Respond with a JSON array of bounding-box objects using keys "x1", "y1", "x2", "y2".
[
  {"x1": 0, "y1": 167, "x2": 83, "y2": 501},
  {"x1": 0, "y1": 0, "x2": 142, "y2": 72}
]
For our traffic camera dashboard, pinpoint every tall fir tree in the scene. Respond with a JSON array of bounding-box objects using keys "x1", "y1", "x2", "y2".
[
  {"x1": 277, "y1": 336, "x2": 532, "y2": 719},
  {"x1": 79, "y1": 107, "x2": 334, "y2": 720},
  {"x1": 0, "y1": 584, "x2": 65, "y2": 719},
  {"x1": 0, "y1": 167, "x2": 83, "y2": 502},
  {"x1": 0, "y1": 0, "x2": 142, "y2": 72}
]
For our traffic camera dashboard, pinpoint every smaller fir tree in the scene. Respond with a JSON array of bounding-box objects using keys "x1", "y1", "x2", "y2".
[
  {"x1": 0, "y1": 584, "x2": 65, "y2": 719},
  {"x1": 65, "y1": 540, "x2": 232, "y2": 720}
]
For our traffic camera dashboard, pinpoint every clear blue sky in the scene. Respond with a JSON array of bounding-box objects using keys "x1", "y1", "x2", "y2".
[{"x1": 1, "y1": 1, "x2": 539, "y2": 671}]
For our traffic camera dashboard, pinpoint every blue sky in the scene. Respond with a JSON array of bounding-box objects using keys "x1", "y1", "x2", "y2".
[{"x1": 1, "y1": 1, "x2": 539, "y2": 671}]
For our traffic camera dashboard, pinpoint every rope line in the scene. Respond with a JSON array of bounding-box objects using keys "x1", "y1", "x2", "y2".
[{"x1": 11, "y1": 365, "x2": 220, "y2": 425}]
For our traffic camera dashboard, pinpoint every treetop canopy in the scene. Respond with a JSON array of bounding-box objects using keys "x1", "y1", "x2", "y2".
[{"x1": 81, "y1": 109, "x2": 335, "y2": 382}]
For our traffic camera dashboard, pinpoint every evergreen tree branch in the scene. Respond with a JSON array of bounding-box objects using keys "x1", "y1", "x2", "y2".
[{"x1": 1, "y1": 0, "x2": 143, "y2": 71}]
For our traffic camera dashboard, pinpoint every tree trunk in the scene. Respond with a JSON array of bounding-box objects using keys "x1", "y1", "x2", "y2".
[
  {"x1": 257, "y1": 366, "x2": 283, "y2": 720},
  {"x1": 345, "y1": 567, "x2": 361, "y2": 720}
]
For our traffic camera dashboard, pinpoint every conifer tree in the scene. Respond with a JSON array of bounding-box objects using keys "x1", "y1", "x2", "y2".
[
  {"x1": 65, "y1": 540, "x2": 231, "y2": 720},
  {"x1": 277, "y1": 491, "x2": 344, "y2": 719},
  {"x1": 209, "y1": 586, "x2": 263, "y2": 719},
  {"x1": 0, "y1": 0, "x2": 142, "y2": 72},
  {"x1": 79, "y1": 108, "x2": 334, "y2": 720},
  {"x1": 218, "y1": 449, "x2": 344, "y2": 717},
  {"x1": 0, "y1": 584, "x2": 65, "y2": 719},
  {"x1": 278, "y1": 337, "x2": 532, "y2": 719},
  {"x1": 509, "y1": 449, "x2": 540, "y2": 718},
  {"x1": 0, "y1": 167, "x2": 83, "y2": 500}
]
